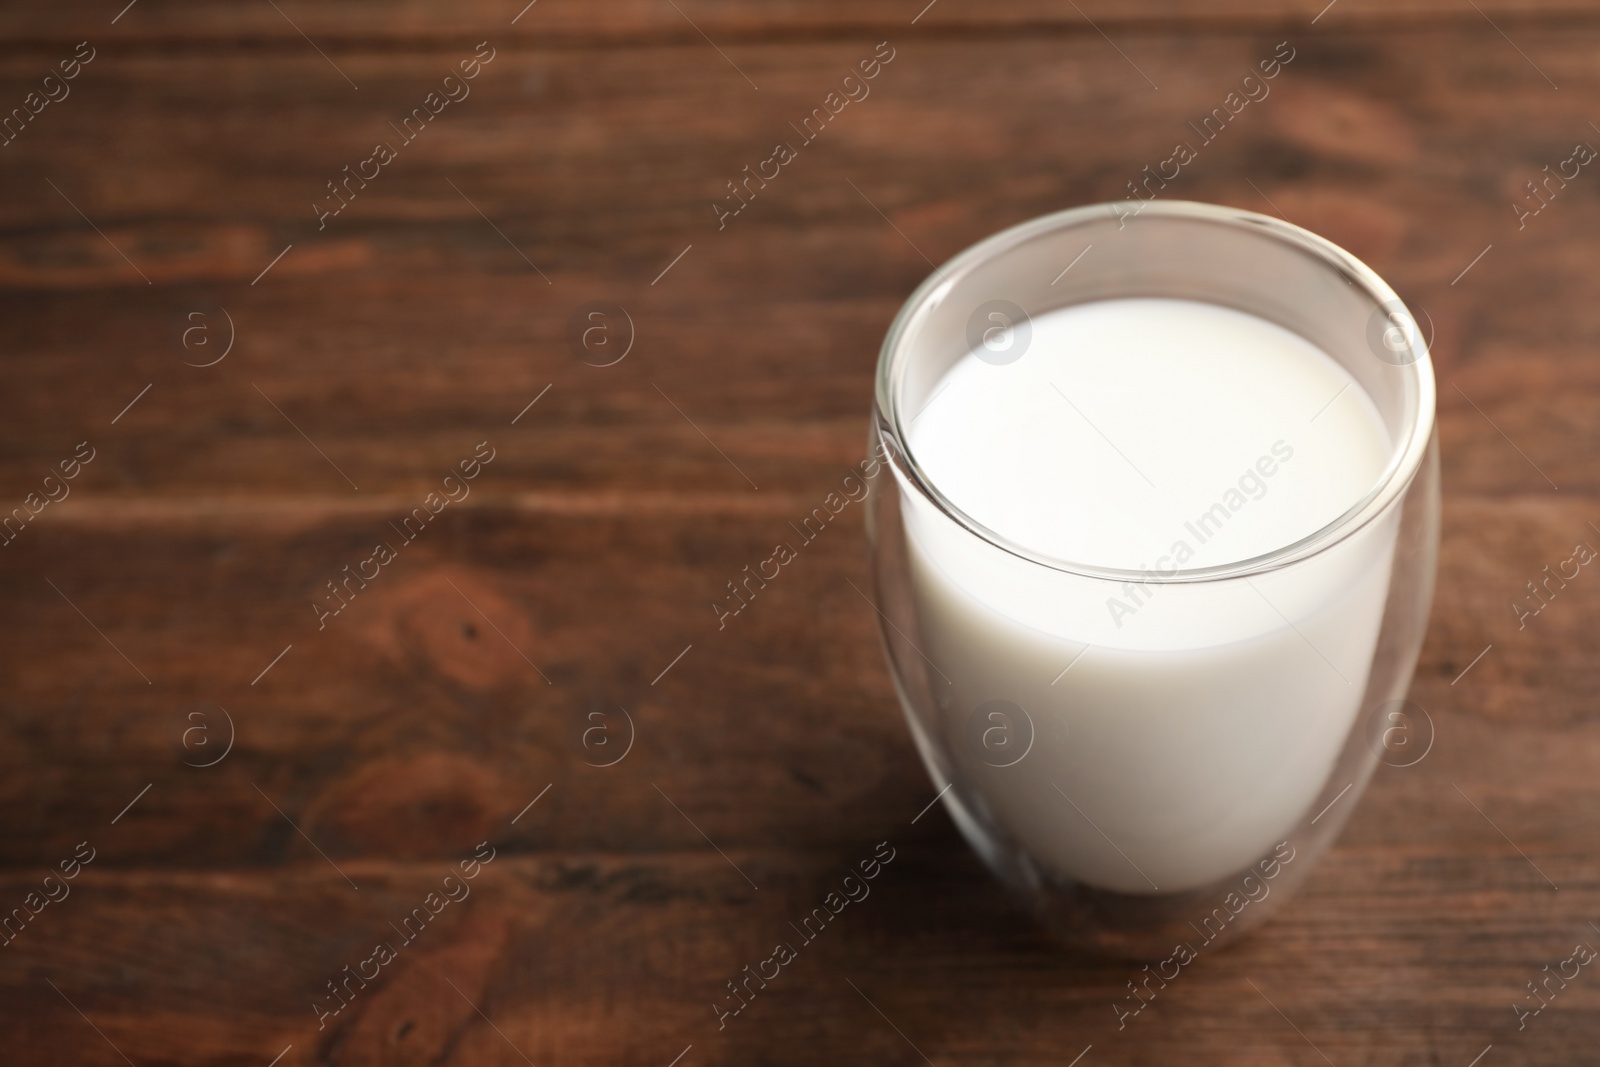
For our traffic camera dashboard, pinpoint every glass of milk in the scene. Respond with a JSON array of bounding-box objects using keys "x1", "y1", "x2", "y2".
[{"x1": 867, "y1": 200, "x2": 1439, "y2": 958}]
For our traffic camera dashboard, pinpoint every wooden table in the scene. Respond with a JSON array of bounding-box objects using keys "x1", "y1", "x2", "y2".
[{"x1": 1, "y1": 1, "x2": 1596, "y2": 1063}]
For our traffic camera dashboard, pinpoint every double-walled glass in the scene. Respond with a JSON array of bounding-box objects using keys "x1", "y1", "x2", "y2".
[{"x1": 866, "y1": 201, "x2": 1439, "y2": 958}]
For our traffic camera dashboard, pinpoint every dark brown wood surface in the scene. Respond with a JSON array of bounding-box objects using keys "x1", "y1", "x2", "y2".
[{"x1": 1, "y1": 1, "x2": 1597, "y2": 1064}]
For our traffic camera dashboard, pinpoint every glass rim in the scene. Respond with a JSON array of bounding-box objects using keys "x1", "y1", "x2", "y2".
[{"x1": 873, "y1": 199, "x2": 1438, "y2": 585}]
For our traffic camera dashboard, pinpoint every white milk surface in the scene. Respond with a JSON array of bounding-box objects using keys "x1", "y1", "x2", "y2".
[{"x1": 901, "y1": 297, "x2": 1397, "y2": 893}]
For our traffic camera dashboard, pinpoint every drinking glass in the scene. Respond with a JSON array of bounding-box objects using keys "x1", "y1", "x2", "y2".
[{"x1": 865, "y1": 201, "x2": 1439, "y2": 958}]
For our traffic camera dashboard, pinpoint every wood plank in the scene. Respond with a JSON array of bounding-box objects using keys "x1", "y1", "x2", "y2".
[
  {"x1": 0, "y1": 495, "x2": 1592, "y2": 869},
  {"x1": 2, "y1": 0, "x2": 1598, "y2": 47},
  {"x1": 1, "y1": 838, "x2": 1597, "y2": 1066},
  {"x1": 0, "y1": 29, "x2": 1595, "y2": 499}
]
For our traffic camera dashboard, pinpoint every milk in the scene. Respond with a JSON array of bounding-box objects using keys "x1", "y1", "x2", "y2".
[{"x1": 900, "y1": 297, "x2": 1397, "y2": 894}]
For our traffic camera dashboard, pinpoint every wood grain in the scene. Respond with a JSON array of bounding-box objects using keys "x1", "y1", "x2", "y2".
[
  {"x1": 1, "y1": 2, "x2": 1597, "y2": 1065},
  {"x1": 3, "y1": 0, "x2": 1599, "y2": 47}
]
